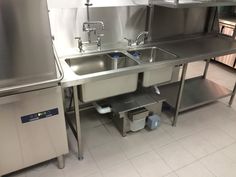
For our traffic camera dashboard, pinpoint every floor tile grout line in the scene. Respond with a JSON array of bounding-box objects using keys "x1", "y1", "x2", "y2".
[
  {"x1": 128, "y1": 158, "x2": 143, "y2": 177},
  {"x1": 86, "y1": 145, "x2": 106, "y2": 177},
  {"x1": 173, "y1": 140, "x2": 236, "y2": 177},
  {"x1": 150, "y1": 132, "x2": 235, "y2": 176},
  {"x1": 98, "y1": 160, "x2": 133, "y2": 177},
  {"x1": 160, "y1": 121, "x2": 208, "y2": 142},
  {"x1": 86, "y1": 129, "x2": 133, "y2": 175},
  {"x1": 150, "y1": 145, "x2": 177, "y2": 175},
  {"x1": 197, "y1": 162, "x2": 218, "y2": 177},
  {"x1": 161, "y1": 114, "x2": 236, "y2": 145},
  {"x1": 154, "y1": 142, "x2": 198, "y2": 173},
  {"x1": 176, "y1": 140, "x2": 236, "y2": 166},
  {"x1": 84, "y1": 124, "x2": 115, "y2": 151},
  {"x1": 212, "y1": 123, "x2": 236, "y2": 141},
  {"x1": 174, "y1": 130, "x2": 222, "y2": 161},
  {"x1": 128, "y1": 150, "x2": 173, "y2": 177},
  {"x1": 82, "y1": 106, "x2": 236, "y2": 177}
]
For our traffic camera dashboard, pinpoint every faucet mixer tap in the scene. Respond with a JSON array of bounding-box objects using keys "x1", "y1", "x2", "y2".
[
  {"x1": 83, "y1": 21, "x2": 105, "y2": 44},
  {"x1": 75, "y1": 37, "x2": 84, "y2": 53},
  {"x1": 124, "y1": 37, "x2": 133, "y2": 47},
  {"x1": 135, "y1": 31, "x2": 149, "y2": 45},
  {"x1": 97, "y1": 34, "x2": 104, "y2": 50}
]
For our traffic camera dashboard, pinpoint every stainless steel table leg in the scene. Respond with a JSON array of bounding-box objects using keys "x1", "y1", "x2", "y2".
[
  {"x1": 229, "y1": 82, "x2": 236, "y2": 107},
  {"x1": 173, "y1": 63, "x2": 188, "y2": 127},
  {"x1": 203, "y1": 59, "x2": 211, "y2": 79},
  {"x1": 57, "y1": 155, "x2": 65, "y2": 169},
  {"x1": 73, "y1": 86, "x2": 83, "y2": 160}
]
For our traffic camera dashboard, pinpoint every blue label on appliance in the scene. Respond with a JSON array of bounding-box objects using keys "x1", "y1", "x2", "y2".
[{"x1": 21, "y1": 108, "x2": 59, "y2": 124}]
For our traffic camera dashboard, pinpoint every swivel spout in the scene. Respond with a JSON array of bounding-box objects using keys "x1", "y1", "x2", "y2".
[
  {"x1": 83, "y1": 21, "x2": 105, "y2": 32},
  {"x1": 135, "y1": 31, "x2": 149, "y2": 45}
]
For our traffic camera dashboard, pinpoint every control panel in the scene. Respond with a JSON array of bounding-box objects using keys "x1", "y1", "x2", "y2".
[{"x1": 21, "y1": 108, "x2": 59, "y2": 124}]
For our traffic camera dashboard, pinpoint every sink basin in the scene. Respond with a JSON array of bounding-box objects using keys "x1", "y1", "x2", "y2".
[
  {"x1": 66, "y1": 52, "x2": 138, "y2": 76},
  {"x1": 128, "y1": 47, "x2": 177, "y2": 63},
  {"x1": 128, "y1": 47, "x2": 177, "y2": 87},
  {"x1": 66, "y1": 52, "x2": 139, "y2": 102}
]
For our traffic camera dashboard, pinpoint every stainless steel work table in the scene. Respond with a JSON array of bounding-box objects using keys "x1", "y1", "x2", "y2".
[{"x1": 60, "y1": 33, "x2": 236, "y2": 160}]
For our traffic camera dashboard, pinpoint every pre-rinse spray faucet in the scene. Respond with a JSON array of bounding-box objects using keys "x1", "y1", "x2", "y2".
[{"x1": 75, "y1": 0, "x2": 105, "y2": 52}]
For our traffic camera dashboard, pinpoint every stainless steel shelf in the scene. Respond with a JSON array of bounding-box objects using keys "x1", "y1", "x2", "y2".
[
  {"x1": 150, "y1": 0, "x2": 236, "y2": 8},
  {"x1": 158, "y1": 34, "x2": 236, "y2": 60},
  {"x1": 159, "y1": 77, "x2": 233, "y2": 112}
]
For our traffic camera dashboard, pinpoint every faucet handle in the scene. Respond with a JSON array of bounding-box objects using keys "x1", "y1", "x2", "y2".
[
  {"x1": 97, "y1": 34, "x2": 104, "y2": 50},
  {"x1": 75, "y1": 37, "x2": 84, "y2": 53},
  {"x1": 124, "y1": 37, "x2": 133, "y2": 47}
]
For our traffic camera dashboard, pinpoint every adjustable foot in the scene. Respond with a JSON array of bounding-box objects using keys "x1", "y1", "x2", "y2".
[{"x1": 57, "y1": 155, "x2": 65, "y2": 169}]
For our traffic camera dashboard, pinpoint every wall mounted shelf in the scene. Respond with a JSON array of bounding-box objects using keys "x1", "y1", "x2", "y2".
[{"x1": 149, "y1": 0, "x2": 236, "y2": 8}]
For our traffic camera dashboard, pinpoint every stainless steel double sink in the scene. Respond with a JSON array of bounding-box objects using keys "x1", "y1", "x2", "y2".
[{"x1": 66, "y1": 47, "x2": 177, "y2": 102}]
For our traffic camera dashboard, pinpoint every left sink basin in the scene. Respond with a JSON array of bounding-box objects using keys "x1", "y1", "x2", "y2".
[
  {"x1": 65, "y1": 52, "x2": 139, "y2": 102},
  {"x1": 66, "y1": 52, "x2": 138, "y2": 76}
]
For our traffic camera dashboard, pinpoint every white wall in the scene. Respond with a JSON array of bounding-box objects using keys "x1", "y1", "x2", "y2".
[{"x1": 47, "y1": 0, "x2": 148, "y2": 8}]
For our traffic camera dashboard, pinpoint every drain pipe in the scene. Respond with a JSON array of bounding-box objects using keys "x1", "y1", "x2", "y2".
[{"x1": 93, "y1": 102, "x2": 112, "y2": 114}]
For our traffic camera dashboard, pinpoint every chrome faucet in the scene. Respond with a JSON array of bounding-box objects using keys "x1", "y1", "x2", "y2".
[
  {"x1": 75, "y1": 37, "x2": 84, "y2": 53},
  {"x1": 124, "y1": 31, "x2": 149, "y2": 47},
  {"x1": 75, "y1": 34, "x2": 104, "y2": 52},
  {"x1": 78, "y1": 0, "x2": 105, "y2": 52},
  {"x1": 78, "y1": 21, "x2": 105, "y2": 51},
  {"x1": 135, "y1": 31, "x2": 149, "y2": 45},
  {"x1": 124, "y1": 37, "x2": 133, "y2": 47},
  {"x1": 96, "y1": 34, "x2": 104, "y2": 51},
  {"x1": 83, "y1": 21, "x2": 105, "y2": 44}
]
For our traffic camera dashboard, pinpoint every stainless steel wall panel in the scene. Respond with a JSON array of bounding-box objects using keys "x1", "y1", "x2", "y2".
[
  {"x1": 49, "y1": 6, "x2": 147, "y2": 53},
  {"x1": 149, "y1": 6, "x2": 209, "y2": 41}
]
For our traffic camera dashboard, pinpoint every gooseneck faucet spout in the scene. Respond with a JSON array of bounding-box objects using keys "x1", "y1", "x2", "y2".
[{"x1": 135, "y1": 31, "x2": 149, "y2": 45}]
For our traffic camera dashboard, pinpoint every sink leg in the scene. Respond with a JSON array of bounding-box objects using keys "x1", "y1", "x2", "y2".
[
  {"x1": 173, "y1": 63, "x2": 188, "y2": 127},
  {"x1": 229, "y1": 82, "x2": 236, "y2": 107},
  {"x1": 73, "y1": 86, "x2": 84, "y2": 160}
]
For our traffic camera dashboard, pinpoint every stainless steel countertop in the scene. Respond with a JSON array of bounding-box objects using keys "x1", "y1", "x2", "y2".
[{"x1": 59, "y1": 33, "x2": 236, "y2": 88}]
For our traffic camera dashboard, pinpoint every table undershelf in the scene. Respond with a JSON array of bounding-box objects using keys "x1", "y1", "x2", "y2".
[{"x1": 159, "y1": 77, "x2": 233, "y2": 112}]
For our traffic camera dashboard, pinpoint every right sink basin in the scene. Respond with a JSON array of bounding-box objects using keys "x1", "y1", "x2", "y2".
[
  {"x1": 128, "y1": 47, "x2": 177, "y2": 63},
  {"x1": 128, "y1": 47, "x2": 178, "y2": 87}
]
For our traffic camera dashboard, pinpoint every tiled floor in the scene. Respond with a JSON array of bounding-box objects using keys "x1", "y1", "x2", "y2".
[{"x1": 6, "y1": 61, "x2": 236, "y2": 177}]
